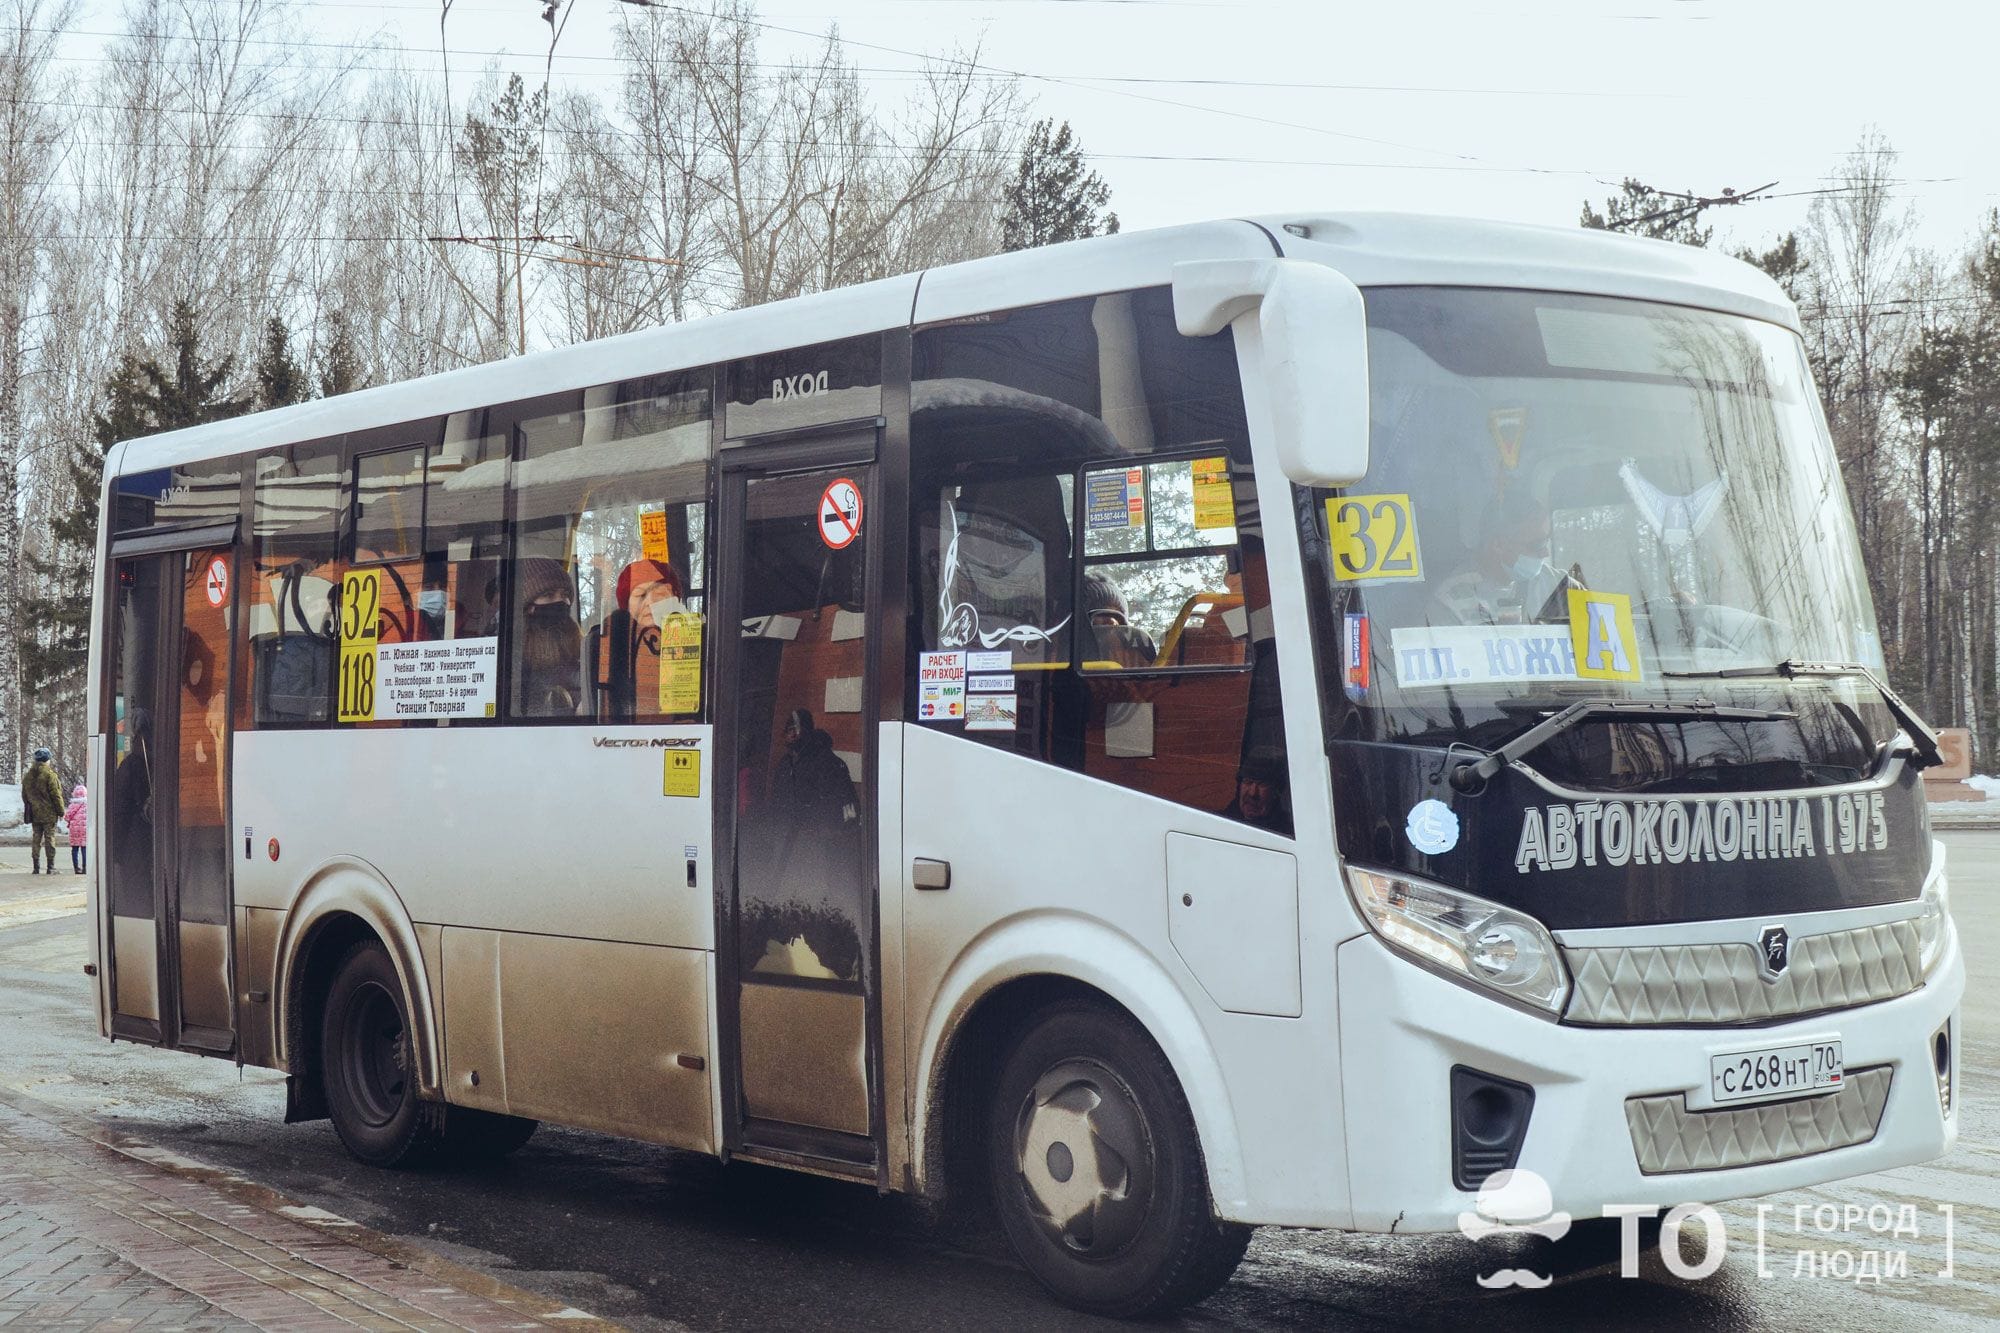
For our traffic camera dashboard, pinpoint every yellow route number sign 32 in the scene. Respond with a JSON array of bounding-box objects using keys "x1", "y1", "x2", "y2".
[
  {"x1": 338, "y1": 568, "x2": 381, "y2": 723},
  {"x1": 1325, "y1": 493, "x2": 1423, "y2": 582}
]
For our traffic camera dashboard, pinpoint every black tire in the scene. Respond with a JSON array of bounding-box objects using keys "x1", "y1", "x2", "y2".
[
  {"x1": 444, "y1": 1107, "x2": 539, "y2": 1161},
  {"x1": 320, "y1": 941, "x2": 448, "y2": 1168},
  {"x1": 988, "y1": 1003, "x2": 1251, "y2": 1318}
]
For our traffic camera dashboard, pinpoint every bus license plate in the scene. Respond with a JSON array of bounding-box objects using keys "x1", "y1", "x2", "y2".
[{"x1": 1709, "y1": 1041, "x2": 1843, "y2": 1106}]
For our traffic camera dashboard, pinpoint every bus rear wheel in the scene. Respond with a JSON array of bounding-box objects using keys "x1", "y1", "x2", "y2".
[
  {"x1": 320, "y1": 941, "x2": 448, "y2": 1168},
  {"x1": 987, "y1": 1003, "x2": 1250, "y2": 1317}
]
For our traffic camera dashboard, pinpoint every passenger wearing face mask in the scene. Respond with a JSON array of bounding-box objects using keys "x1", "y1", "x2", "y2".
[
  {"x1": 417, "y1": 586, "x2": 449, "y2": 641},
  {"x1": 1432, "y1": 489, "x2": 1579, "y2": 625},
  {"x1": 590, "y1": 558, "x2": 690, "y2": 720},
  {"x1": 515, "y1": 558, "x2": 584, "y2": 716}
]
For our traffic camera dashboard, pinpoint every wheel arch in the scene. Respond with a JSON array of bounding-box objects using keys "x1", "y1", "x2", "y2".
[
  {"x1": 273, "y1": 858, "x2": 441, "y2": 1108},
  {"x1": 913, "y1": 912, "x2": 1246, "y2": 1215}
]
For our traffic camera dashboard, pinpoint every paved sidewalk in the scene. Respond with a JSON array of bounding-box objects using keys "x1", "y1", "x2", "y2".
[
  {"x1": 0, "y1": 989, "x2": 618, "y2": 1330},
  {"x1": 0, "y1": 1089, "x2": 618, "y2": 1329}
]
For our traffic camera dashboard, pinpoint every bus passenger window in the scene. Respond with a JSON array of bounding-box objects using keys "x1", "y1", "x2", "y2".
[
  {"x1": 347, "y1": 445, "x2": 431, "y2": 703},
  {"x1": 911, "y1": 288, "x2": 1292, "y2": 834},
  {"x1": 507, "y1": 373, "x2": 711, "y2": 723},
  {"x1": 354, "y1": 447, "x2": 425, "y2": 566},
  {"x1": 244, "y1": 442, "x2": 342, "y2": 727},
  {"x1": 421, "y1": 411, "x2": 508, "y2": 656},
  {"x1": 342, "y1": 418, "x2": 510, "y2": 725},
  {"x1": 1080, "y1": 457, "x2": 1247, "y2": 673}
]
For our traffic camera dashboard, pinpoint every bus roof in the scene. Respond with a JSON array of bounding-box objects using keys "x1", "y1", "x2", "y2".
[{"x1": 107, "y1": 211, "x2": 1796, "y2": 478}]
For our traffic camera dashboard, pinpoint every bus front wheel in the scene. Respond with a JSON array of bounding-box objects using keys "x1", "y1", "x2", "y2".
[
  {"x1": 987, "y1": 1003, "x2": 1250, "y2": 1317},
  {"x1": 320, "y1": 941, "x2": 449, "y2": 1168}
]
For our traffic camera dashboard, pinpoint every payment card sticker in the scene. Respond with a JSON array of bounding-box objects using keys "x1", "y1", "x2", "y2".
[
  {"x1": 1325, "y1": 494, "x2": 1423, "y2": 582},
  {"x1": 1568, "y1": 588, "x2": 1642, "y2": 682},
  {"x1": 918, "y1": 650, "x2": 966, "y2": 722}
]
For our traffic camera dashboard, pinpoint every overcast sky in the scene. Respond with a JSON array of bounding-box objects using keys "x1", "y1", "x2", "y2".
[{"x1": 58, "y1": 0, "x2": 2000, "y2": 259}]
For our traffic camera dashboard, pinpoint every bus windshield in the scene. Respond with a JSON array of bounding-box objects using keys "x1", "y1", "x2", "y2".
[{"x1": 1307, "y1": 287, "x2": 1884, "y2": 754}]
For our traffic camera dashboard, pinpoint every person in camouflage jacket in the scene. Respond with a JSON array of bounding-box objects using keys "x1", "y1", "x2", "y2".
[{"x1": 19, "y1": 748, "x2": 64, "y2": 875}]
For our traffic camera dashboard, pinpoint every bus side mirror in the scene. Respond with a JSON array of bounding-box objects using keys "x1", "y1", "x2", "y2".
[{"x1": 1173, "y1": 258, "x2": 1370, "y2": 487}]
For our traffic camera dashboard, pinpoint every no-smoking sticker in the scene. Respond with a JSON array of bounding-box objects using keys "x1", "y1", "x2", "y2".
[
  {"x1": 204, "y1": 557, "x2": 229, "y2": 607},
  {"x1": 818, "y1": 477, "x2": 864, "y2": 550}
]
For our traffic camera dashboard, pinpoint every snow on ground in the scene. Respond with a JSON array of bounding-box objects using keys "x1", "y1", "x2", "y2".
[{"x1": 0, "y1": 784, "x2": 26, "y2": 846}]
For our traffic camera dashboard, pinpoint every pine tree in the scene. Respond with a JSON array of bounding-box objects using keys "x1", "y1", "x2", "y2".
[
  {"x1": 254, "y1": 316, "x2": 308, "y2": 410},
  {"x1": 1580, "y1": 178, "x2": 1713, "y2": 247},
  {"x1": 317, "y1": 309, "x2": 364, "y2": 398},
  {"x1": 18, "y1": 300, "x2": 252, "y2": 700},
  {"x1": 1737, "y1": 232, "x2": 1809, "y2": 304},
  {"x1": 1000, "y1": 119, "x2": 1118, "y2": 253}
]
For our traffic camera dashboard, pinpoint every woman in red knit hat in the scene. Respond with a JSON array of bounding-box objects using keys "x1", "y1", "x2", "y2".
[{"x1": 592, "y1": 558, "x2": 689, "y2": 719}]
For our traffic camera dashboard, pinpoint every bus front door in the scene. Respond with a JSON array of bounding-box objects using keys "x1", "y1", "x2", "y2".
[
  {"x1": 103, "y1": 543, "x2": 236, "y2": 1055},
  {"x1": 715, "y1": 445, "x2": 881, "y2": 1172}
]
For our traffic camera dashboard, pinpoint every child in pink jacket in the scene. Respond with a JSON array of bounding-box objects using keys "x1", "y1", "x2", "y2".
[{"x1": 64, "y1": 785, "x2": 87, "y2": 875}]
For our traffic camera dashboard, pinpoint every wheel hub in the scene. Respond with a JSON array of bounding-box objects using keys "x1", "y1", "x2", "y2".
[
  {"x1": 344, "y1": 981, "x2": 408, "y2": 1127},
  {"x1": 1014, "y1": 1059, "x2": 1154, "y2": 1258}
]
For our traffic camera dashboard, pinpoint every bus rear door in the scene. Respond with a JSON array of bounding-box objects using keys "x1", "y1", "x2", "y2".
[{"x1": 102, "y1": 532, "x2": 237, "y2": 1055}]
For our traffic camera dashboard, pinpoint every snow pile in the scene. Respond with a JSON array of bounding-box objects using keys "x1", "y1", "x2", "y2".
[
  {"x1": 0, "y1": 783, "x2": 22, "y2": 829},
  {"x1": 1966, "y1": 774, "x2": 2000, "y2": 802}
]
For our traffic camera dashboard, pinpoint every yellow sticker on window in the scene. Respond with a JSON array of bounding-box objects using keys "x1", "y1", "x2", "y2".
[
  {"x1": 663, "y1": 747, "x2": 701, "y2": 798},
  {"x1": 337, "y1": 568, "x2": 381, "y2": 722},
  {"x1": 1489, "y1": 407, "x2": 1528, "y2": 470},
  {"x1": 1568, "y1": 588, "x2": 1642, "y2": 681},
  {"x1": 640, "y1": 508, "x2": 670, "y2": 563},
  {"x1": 1191, "y1": 456, "x2": 1234, "y2": 530},
  {"x1": 657, "y1": 612, "x2": 704, "y2": 715},
  {"x1": 1324, "y1": 494, "x2": 1423, "y2": 582}
]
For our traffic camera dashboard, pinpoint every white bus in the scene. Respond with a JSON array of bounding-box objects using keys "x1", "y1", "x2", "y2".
[{"x1": 88, "y1": 213, "x2": 1961, "y2": 1316}]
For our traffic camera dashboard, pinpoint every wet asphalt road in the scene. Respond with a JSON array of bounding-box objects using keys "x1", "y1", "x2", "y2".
[{"x1": 1, "y1": 837, "x2": 1997, "y2": 1330}]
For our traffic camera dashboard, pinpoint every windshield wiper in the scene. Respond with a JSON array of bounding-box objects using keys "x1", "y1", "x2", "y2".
[
  {"x1": 1447, "y1": 697, "x2": 1794, "y2": 793},
  {"x1": 1662, "y1": 659, "x2": 1941, "y2": 768}
]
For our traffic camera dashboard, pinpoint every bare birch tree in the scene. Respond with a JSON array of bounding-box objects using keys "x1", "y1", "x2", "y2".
[
  {"x1": 0, "y1": 0, "x2": 78, "y2": 773},
  {"x1": 1804, "y1": 129, "x2": 1912, "y2": 621}
]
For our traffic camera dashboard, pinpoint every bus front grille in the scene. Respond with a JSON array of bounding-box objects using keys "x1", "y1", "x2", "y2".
[
  {"x1": 1625, "y1": 1066, "x2": 1891, "y2": 1174},
  {"x1": 1562, "y1": 919, "x2": 1921, "y2": 1026}
]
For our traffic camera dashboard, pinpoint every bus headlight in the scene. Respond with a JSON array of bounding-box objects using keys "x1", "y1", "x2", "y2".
[
  {"x1": 1917, "y1": 858, "x2": 1951, "y2": 976},
  {"x1": 1345, "y1": 868, "x2": 1570, "y2": 1015}
]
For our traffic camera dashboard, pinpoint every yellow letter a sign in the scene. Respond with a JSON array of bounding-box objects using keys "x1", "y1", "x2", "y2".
[{"x1": 1568, "y1": 589, "x2": 1642, "y2": 682}]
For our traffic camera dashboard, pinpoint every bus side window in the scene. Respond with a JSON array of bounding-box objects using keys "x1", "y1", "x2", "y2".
[
  {"x1": 506, "y1": 373, "x2": 712, "y2": 723},
  {"x1": 242, "y1": 442, "x2": 343, "y2": 728},
  {"x1": 341, "y1": 418, "x2": 509, "y2": 727},
  {"x1": 910, "y1": 289, "x2": 1293, "y2": 834},
  {"x1": 424, "y1": 411, "x2": 509, "y2": 661}
]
